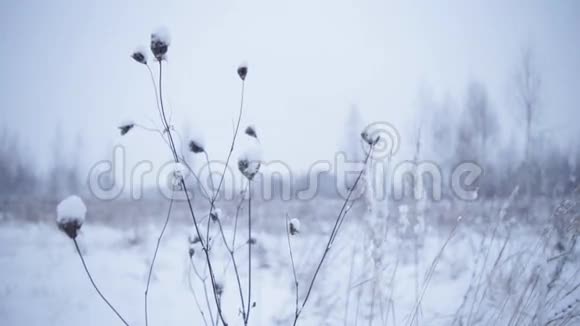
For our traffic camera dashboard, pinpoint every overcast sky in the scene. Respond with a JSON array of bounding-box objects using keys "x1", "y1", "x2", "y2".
[{"x1": 1, "y1": 0, "x2": 579, "y2": 181}]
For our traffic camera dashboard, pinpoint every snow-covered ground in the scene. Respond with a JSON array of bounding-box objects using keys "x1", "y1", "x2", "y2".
[{"x1": 0, "y1": 203, "x2": 578, "y2": 325}]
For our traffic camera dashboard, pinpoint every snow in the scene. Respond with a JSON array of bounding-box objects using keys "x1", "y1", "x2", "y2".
[
  {"x1": 237, "y1": 136, "x2": 262, "y2": 180},
  {"x1": 167, "y1": 162, "x2": 189, "y2": 180},
  {"x1": 56, "y1": 195, "x2": 87, "y2": 227},
  {"x1": 210, "y1": 207, "x2": 223, "y2": 221},
  {"x1": 3, "y1": 199, "x2": 580, "y2": 325},
  {"x1": 289, "y1": 218, "x2": 300, "y2": 235},
  {"x1": 131, "y1": 46, "x2": 148, "y2": 64},
  {"x1": 151, "y1": 27, "x2": 171, "y2": 47}
]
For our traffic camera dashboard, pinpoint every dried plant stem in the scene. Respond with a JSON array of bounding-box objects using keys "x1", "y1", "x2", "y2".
[
  {"x1": 285, "y1": 213, "x2": 300, "y2": 320},
  {"x1": 191, "y1": 257, "x2": 217, "y2": 326},
  {"x1": 144, "y1": 196, "x2": 174, "y2": 326},
  {"x1": 187, "y1": 257, "x2": 210, "y2": 326},
  {"x1": 292, "y1": 145, "x2": 374, "y2": 326},
  {"x1": 408, "y1": 219, "x2": 461, "y2": 326},
  {"x1": 157, "y1": 61, "x2": 227, "y2": 326},
  {"x1": 246, "y1": 181, "x2": 253, "y2": 323},
  {"x1": 73, "y1": 239, "x2": 130, "y2": 326},
  {"x1": 210, "y1": 80, "x2": 245, "y2": 211}
]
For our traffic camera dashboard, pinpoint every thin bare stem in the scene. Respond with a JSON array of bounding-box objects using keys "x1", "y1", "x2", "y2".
[
  {"x1": 146, "y1": 64, "x2": 165, "y2": 128},
  {"x1": 157, "y1": 61, "x2": 227, "y2": 326},
  {"x1": 187, "y1": 256, "x2": 210, "y2": 326},
  {"x1": 73, "y1": 239, "x2": 130, "y2": 326},
  {"x1": 293, "y1": 145, "x2": 374, "y2": 326},
  {"x1": 208, "y1": 80, "x2": 245, "y2": 216},
  {"x1": 286, "y1": 213, "x2": 300, "y2": 320},
  {"x1": 246, "y1": 181, "x2": 253, "y2": 323},
  {"x1": 408, "y1": 219, "x2": 461, "y2": 326},
  {"x1": 145, "y1": 196, "x2": 174, "y2": 326}
]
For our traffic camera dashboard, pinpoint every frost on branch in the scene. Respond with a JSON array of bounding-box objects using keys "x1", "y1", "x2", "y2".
[
  {"x1": 56, "y1": 195, "x2": 87, "y2": 239},
  {"x1": 150, "y1": 27, "x2": 171, "y2": 61}
]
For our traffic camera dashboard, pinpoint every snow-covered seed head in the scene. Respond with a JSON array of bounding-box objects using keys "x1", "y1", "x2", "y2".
[
  {"x1": 118, "y1": 120, "x2": 135, "y2": 136},
  {"x1": 245, "y1": 125, "x2": 257, "y2": 139},
  {"x1": 215, "y1": 282, "x2": 224, "y2": 298},
  {"x1": 56, "y1": 195, "x2": 87, "y2": 239},
  {"x1": 238, "y1": 142, "x2": 261, "y2": 181},
  {"x1": 169, "y1": 162, "x2": 189, "y2": 181},
  {"x1": 238, "y1": 158, "x2": 260, "y2": 180},
  {"x1": 131, "y1": 46, "x2": 148, "y2": 65},
  {"x1": 237, "y1": 63, "x2": 248, "y2": 81},
  {"x1": 289, "y1": 218, "x2": 301, "y2": 235},
  {"x1": 150, "y1": 27, "x2": 171, "y2": 61},
  {"x1": 188, "y1": 139, "x2": 205, "y2": 154},
  {"x1": 361, "y1": 130, "x2": 380, "y2": 146},
  {"x1": 210, "y1": 208, "x2": 222, "y2": 222}
]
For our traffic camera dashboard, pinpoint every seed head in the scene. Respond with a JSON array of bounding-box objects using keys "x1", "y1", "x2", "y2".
[
  {"x1": 188, "y1": 140, "x2": 205, "y2": 154},
  {"x1": 361, "y1": 130, "x2": 380, "y2": 146},
  {"x1": 150, "y1": 27, "x2": 171, "y2": 61},
  {"x1": 245, "y1": 125, "x2": 257, "y2": 139},
  {"x1": 238, "y1": 158, "x2": 260, "y2": 180},
  {"x1": 237, "y1": 63, "x2": 248, "y2": 81},
  {"x1": 215, "y1": 282, "x2": 224, "y2": 297},
  {"x1": 131, "y1": 47, "x2": 148, "y2": 65},
  {"x1": 289, "y1": 218, "x2": 301, "y2": 235},
  {"x1": 118, "y1": 121, "x2": 135, "y2": 136},
  {"x1": 56, "y1": 195, "x2": 87, "y2": 239},
  {"x1": 210, "y1": 208, "x2": 222, "y2": 222}
]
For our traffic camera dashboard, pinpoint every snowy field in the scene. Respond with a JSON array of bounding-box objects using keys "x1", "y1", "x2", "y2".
[{"x1": 1, "y1": 199, "x2": 578, "y2": 326}]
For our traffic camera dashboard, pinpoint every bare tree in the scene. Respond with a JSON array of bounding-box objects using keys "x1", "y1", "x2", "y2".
[
  {"x1": 456, "y1": 81, "x2": 497, "y2": 163},
  {"x1": 516, "y1": 47, "x2": 541, "y2": 163}
]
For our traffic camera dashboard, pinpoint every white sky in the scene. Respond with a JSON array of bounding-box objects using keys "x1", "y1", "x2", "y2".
[{"x1": 1, "y1": 0, "x2": 579, "y2": 180}]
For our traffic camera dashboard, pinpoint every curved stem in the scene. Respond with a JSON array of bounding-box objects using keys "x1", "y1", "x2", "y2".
[
  {"x1": 285, "y1": 213, "x2": 299, "y2": 320},
  {"x1": 73, "y1": 239, "x2": 130, "y2": 326},
  {"x1": 293, "y1": 146, "x2": 374, "y2": 326},
  {"x1": 157, "y1": 60, "x2": 228, "y2": 326},
  {"x1": 209, "y1": 81, "x2": 245, "y2": 214},
  {"x1": 145, "y1": 196, "x2": 174, "y2": 326}
]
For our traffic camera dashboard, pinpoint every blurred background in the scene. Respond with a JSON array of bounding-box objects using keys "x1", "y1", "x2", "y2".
[{"x1": 0, "y1": 1, "x2": 579, "y2": 325}]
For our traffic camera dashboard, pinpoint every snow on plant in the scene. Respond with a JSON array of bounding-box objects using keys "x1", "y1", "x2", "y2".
[
  {"x1": 210, "y1": 207, "x2": 222, "y2": 222},
  {"x1": 237, "y1": 62, "x2": 248, "y2": 81},
  {"x1": 150, "y1": 27, "x2": 170, "y2": 61},
  {"x1": 188, "y1": 137, "x2": 205, "y2": 154},
  {"x1": 55, "y1": 195, "x2": 130, "y2": 325},
  {"x1": 131, "y1": 46, "x2": 148, "y2": 65},
  {"x1": 238, "y1": 137, "x2": 262, "y2": 181},
  {"x1": 245, "y1": 125, "x2": 257, "y2": 139},
  {"x1": 288, "y1": 218, "x2": 300, "y2": 236},
  {"x1": 56, "y1": 195, "x2": 87, "y2": 239}
]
